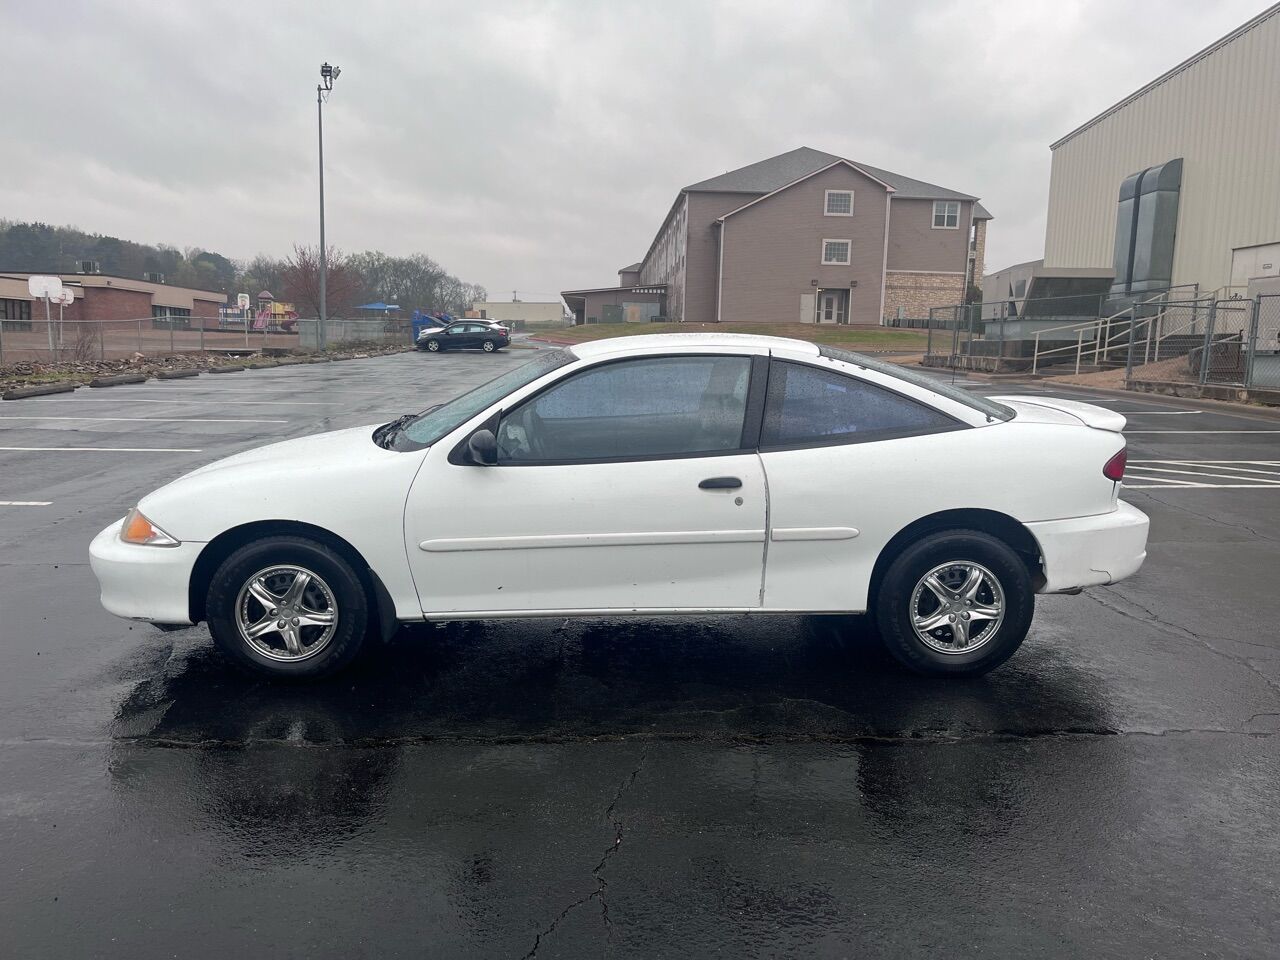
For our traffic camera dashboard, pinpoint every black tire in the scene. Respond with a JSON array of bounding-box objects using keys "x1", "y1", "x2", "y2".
[
  {"x1": 873, "y1": 529, "x2": 1034, "y2": 677},
  {"x1": 425, "y1": 339, "x2": 442, "y2": 352},
  {"x1": 481, "y1": 339, "x2": 496, "y2": 352},
  {"x1": 205, "y1": 535, "x2": 369, "y2": 680}
]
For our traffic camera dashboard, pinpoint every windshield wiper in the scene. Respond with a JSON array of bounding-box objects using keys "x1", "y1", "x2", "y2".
[{"x1": 373, "y1": 413, "x2": 415, "y2": 449}]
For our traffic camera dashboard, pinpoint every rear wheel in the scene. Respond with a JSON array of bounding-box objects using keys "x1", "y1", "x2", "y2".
[
  {"x1": 873, "y1": 529, "x2": 1033, "y2": 676},
  {"x1": 482, "y1": 339, "x2": 496, "y2": 352},
  {"x1": 206, "y1": 536, "x2": 369, "y2": 679}
]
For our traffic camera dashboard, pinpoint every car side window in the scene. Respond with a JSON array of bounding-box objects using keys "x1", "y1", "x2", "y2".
[
  {"x1": 760, "y1": 360, "x2": 957, "y2": 448},
  {"x1": 497, "y1": 355, "x2": 752, "y2": 463}
]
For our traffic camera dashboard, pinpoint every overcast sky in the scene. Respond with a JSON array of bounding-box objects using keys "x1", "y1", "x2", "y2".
[{"x1": 3, "y1": 0, "x2": 1269, "y2": 301}]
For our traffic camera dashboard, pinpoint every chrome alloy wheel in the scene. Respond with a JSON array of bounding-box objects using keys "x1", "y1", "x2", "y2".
[
  {"x1": 482, "y1": 340, "x2": 496, "y2": 352},
  {"x1": 235, "y1": 565, "x2": 338, "y2": 662},
  {"x1": 426, "y1": 339, "x2": 440, "y2": 352},
  {"x1": 909, "y1": 561, "x2": 1005, "y2": 655}
]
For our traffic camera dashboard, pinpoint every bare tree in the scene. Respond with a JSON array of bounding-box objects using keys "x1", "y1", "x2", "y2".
[{"x1": 281, "y1": 244, "x2": 361, "y2": 318}]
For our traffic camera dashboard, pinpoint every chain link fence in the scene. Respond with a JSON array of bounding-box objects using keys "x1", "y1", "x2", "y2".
[
  {"x1": 0, "y1": 316, "x2": 416, "y2": 365},
  {"x1": 1122, "y1": 294, "x2": 1280, "y2": 391},
  {"x1": 295, "y1": 318, "x2": 412, "y2": 349},
  {"x1": 1245, "y1": 295, "x2": 1280, "y2": 389},
  {"x1": 0, "y1": 317, "x2": 304, "y2": 365}
]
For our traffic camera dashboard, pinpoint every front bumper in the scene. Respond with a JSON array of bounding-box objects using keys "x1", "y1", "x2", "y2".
[
  {"x1": 89, "y1": 519, "x2": 204, "y2": 624},
  {"x1": 1026, "y1": 500, "x2": 1149, "y2": 593}
]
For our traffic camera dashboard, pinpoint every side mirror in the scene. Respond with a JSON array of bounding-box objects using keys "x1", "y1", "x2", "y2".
[{"x1": 466, "y1": 428, "x2": 497, "y2": 466}]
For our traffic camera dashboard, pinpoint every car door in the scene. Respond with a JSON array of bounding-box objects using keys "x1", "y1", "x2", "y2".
[
  {"x1": 403, "y1": 351, "x2": 768, "y2": 615},
  {"x1": 445, "y1": 323, "x2": 474, "y2": 348},
  {"x1": 756, "y1": 356, "x2": 965, "y2": 612}
]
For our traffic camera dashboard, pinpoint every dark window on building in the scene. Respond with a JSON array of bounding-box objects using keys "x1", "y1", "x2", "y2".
[
  {"x1": 152, "y1": 306, "x2": 192, "y2": 329},
  {"x1": 761, "y1": 361, "x2": 957, "y2": 448},
  {"x1": 1, "y1": 298, "x2": 33, "y2": 331}
]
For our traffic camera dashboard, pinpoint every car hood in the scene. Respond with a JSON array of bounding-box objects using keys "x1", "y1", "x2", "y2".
[
  {"x1": 136, "y1": 423, "x2": 427, "y2": 542},
  {"x1": 178, "y1": 424, "x2": 387, "y2": 479}
]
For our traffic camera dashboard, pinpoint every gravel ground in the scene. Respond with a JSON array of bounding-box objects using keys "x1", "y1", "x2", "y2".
[{"x1": 0, "y1": 342, "x2": 415, "y2": 391}]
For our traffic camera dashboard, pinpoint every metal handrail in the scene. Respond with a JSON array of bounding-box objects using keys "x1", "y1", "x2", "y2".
[{"x1": 1029, "y1": 290, "x2": 1177, "y2": 374}]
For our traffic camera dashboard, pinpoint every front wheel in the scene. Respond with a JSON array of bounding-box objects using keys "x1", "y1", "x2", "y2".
[
  {"x1": 873, "y1": 530, "x2": 1034, "y2": 676},
  {"x1": 425, "y1": 339, "x2": 441, "y2": 352},
  {"x1": 206, "y1": 536, "x2": 369, "y2": 679}
]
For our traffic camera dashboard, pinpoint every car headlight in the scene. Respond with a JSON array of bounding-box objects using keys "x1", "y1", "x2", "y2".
[{"x1": 120, "y1": 507, "x2": 181, "y2": 547}]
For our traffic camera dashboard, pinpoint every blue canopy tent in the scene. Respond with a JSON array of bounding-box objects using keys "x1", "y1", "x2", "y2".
[{"x1": 356, "y1": 302, "x2": 401, "y2": 312}]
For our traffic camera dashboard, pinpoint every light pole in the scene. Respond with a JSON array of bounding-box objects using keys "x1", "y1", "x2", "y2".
[{"x1": 317, "y1": 61, "x2": 341, "y2": 351}]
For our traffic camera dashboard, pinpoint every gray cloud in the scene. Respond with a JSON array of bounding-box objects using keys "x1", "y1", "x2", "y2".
[{"x1": 3, "y1": 0, "x2": 1267, "y2": 298}]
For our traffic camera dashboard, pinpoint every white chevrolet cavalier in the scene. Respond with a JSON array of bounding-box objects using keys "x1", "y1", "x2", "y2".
[{"x1": 90, "y1": 334, "x2": 1148, "y2": 679}]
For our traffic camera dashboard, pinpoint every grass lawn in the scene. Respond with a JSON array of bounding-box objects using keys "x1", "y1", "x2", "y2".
[{"x1": 530, "y1": 322, "x2": 928, "y2": 352}]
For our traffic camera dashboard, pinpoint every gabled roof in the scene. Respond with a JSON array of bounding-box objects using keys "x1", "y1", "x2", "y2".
[
  {"x1": 618, "y1": 261, "x2": 642, "y2": 272},
  {"x1": 683, "y1": 146, "x2": 979, "y2": 202},
  {"x1": 718, "y1": 159, "x2": 895, "y2": 222}
]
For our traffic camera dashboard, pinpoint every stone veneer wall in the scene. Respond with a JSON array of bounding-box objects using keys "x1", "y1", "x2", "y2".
[{"x1": 883, "y1": 272, "x2": 967, "y2": 321}]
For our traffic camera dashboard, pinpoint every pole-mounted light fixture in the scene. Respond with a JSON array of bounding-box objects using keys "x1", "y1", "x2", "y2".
[{"x1": 316, "y1": 62, "x2": 342, "y2": 351}]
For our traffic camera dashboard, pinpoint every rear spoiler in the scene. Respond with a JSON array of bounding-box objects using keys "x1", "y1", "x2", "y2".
[{"x1": 989, "y1": 396, "x2": 1127, "y2": 432}]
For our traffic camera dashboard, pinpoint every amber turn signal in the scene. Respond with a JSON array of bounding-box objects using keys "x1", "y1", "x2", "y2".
[{"x1": 120, "y1": 507, "x2": 180, "y2": 546}]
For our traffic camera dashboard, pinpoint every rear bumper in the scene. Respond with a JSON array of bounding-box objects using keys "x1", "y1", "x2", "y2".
[
  {"x1": 89, "y1": 519, "x2": 203, "y2": 624},
  {"x1": 1026, "y1": 500, "x2": 1149, "y2": 593}
]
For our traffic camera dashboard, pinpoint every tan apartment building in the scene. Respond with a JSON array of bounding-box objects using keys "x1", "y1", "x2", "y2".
[{"x1": 563, "y1": 147, "x2": 990, "y2": 325}]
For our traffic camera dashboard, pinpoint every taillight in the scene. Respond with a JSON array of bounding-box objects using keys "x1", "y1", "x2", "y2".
[{"x1": 1103, "y1": 447, "x2": 1127, "y2": 482}]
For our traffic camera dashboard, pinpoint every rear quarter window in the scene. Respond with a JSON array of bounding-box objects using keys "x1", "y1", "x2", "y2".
[
  {"x1": 761, "y1": 360, "x2": 960, "y2": 448},
  {"x1": 818, "y1": 346, "x2": 1015, "y2": 422}
]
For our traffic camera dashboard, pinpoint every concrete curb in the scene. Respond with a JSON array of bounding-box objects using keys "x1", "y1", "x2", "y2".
[
  {"x1": 245, "y1": 361, "x2": 281, "y2": 369},
  {"x1": 2, "y1": 382, "x2": 79, "y2": 400},
  {"x1": 155, "y1": 369, "x2": 200, "y2": 380},
  {"x1": 206, "y1": 365, "x2": 245, "y2": 374},
  {"x1": 89, "y1": 374, "x2": 148, "y2": 388}
]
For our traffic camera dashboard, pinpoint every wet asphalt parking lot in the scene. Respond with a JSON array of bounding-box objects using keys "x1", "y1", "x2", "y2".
[{"x1": 1, "y1": 346, "x2": 1278, "y2": 958}]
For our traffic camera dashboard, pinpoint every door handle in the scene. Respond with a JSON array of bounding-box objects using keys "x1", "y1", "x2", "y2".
[{"x1": 698, "y1": 476, "x2": 742, "y2": 490}]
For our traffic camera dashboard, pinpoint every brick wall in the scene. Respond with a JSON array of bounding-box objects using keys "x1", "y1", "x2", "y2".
[
  {"x1": 79, "y1": 287, "x2": 154, "y2": 322},
  {"x1": 883, "y1": 272, "x2": 966, "y2": 321},
  {"x1": 192, "y1": 297, "x2": 220, "y2": 320}
]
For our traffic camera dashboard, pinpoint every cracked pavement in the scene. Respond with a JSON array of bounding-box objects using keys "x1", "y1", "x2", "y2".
[{"x1": 1, "y1": 354, "x2": 1278, "y2": 958}]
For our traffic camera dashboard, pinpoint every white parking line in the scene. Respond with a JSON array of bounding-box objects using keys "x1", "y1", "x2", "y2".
[
  {"x1": 1126, "y1": 465, "x2": 1280, "y2": 484},
  {"x1": 0, "y1": 500, "x2": 51, "y2": 506},
  {"x1": 1125, "y1": 459, "x2": 1280, "y2": 489},
  {"x1": 0, "y1": 416, "x2": 288, "y2": 424},
  {"x1": 1126, "y1": 430, "x2": 1280, "y2": 434},
  {"x1": 1125, "y1": 483, "x2": 1280, "y2": 489},
  {"x1": 1123, "y1": 411, "x2": 1203, "y2": 416},
  {"x1": 0, "y1": 446, "x2": 202, "y2": 453}
]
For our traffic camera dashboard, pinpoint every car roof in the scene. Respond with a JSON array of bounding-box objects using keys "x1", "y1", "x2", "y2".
[{"x1": 570, "y1": 332, "x2": 821, "y2": 359}]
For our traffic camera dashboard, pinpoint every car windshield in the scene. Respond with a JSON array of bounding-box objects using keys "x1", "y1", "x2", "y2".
[
  {"x1": 388, "y1": 348, "x2": 575, "y2": 451},
  {"x1": 819, "y1": 346, "x2": 1015, "y2": 422}
]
